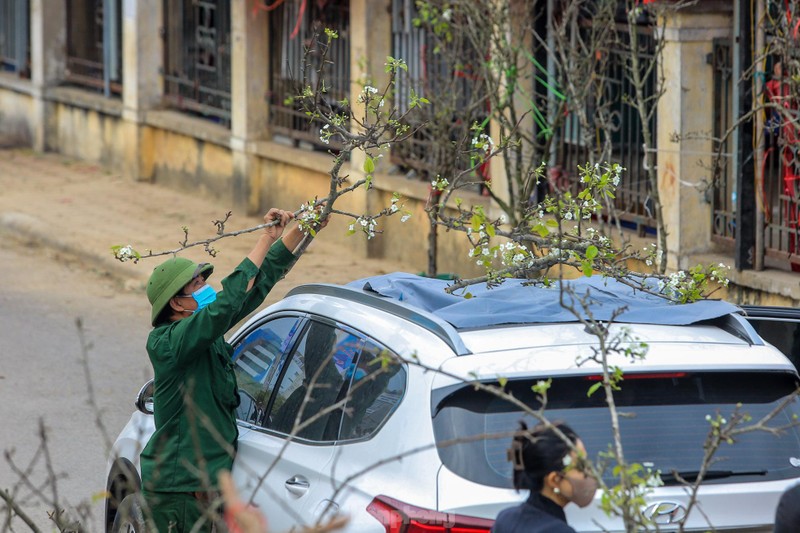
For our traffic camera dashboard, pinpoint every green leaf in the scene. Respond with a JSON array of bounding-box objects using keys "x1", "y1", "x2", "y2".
[
  {"x1": 471, "y1": 216, "x2": 482, "y2": 232},
  {"x1": 363, "y1": 156, "x2": 375, "y2": 174},
  {"x1": 545, "y1": 219, "x2": 559, "y2": 228},
  {"x1": 498, "y1": 377, "x2": 508, "y2": 388},
  {"x1": 534, "y1": 224, "x2": 549, "y2": 237},
  {"x1": 464, "y1": 292, "x2": 473, "y2": 299},
  {"x1": 583, "y1": 262, "x2": 593, "y2": 277},
  {"x1": 586, "y1": 245, "x2": 598, "y2": 260},
  {"x1": 587, "y1": 381, "x2": 603, "y2": 398},
  {"x1": 485, "y1": 224, "x2": 496, "y2": 237}
]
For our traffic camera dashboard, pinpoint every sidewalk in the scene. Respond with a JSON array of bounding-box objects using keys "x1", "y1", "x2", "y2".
[{"x1": 0, "y1": 148, "x2": 416, "y2": 305}]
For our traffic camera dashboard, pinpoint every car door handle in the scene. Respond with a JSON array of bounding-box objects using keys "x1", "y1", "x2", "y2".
[{"x1": 285, "y1": 475, "x2": 310, "y2": 496}]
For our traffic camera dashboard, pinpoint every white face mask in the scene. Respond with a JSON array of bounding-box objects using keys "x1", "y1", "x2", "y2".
[{"x1": 564, "y1": 474, "x2": 598, "y2": 508}]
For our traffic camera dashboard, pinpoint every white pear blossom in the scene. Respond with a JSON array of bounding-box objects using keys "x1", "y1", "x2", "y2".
[{"x1": 116, "y1": 245, "x2": 135, "y2": 261}]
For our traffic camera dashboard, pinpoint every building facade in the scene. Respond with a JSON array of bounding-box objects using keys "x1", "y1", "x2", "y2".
[{"x1": 0, "y1": 0, "x2": 798, "y2": 304}]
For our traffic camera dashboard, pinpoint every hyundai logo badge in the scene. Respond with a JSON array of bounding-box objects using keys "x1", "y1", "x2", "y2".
[{"x1": 644, "y1": 501, "x2": 687, "y2": 525}]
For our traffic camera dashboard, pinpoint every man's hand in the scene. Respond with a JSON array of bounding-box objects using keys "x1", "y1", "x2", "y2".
[{"x1": 264, "y1": 208, "x2": 295, "y2": 241}]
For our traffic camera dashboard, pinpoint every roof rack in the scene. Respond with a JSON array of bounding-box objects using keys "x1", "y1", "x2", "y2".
[{"x1": 285, "y1": 284, "x2": 472, "y2": 355}]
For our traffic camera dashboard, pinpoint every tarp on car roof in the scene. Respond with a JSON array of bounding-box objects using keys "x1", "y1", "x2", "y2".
[{"x1": 348, "y1": 272, "x2": 742, "y2": 329}]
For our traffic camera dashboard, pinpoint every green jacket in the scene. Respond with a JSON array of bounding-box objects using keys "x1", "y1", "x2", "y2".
[{"x1": 140, "y1": 239, "x2": 296, "y2": 493}]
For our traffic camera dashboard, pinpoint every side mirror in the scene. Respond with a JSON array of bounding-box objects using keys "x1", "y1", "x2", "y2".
[{"x1": 135, "y1": 379, "x2": 155, "y2": 415}]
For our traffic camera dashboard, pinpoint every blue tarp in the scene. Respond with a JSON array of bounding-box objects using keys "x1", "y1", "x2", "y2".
[{"x1": 347, "y1": 273, "x2": 742, "y2": 329}]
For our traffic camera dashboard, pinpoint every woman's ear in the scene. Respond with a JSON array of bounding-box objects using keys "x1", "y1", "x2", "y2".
[{"x1": 544, "y1": 471, "x2": 562, "y2": 491}]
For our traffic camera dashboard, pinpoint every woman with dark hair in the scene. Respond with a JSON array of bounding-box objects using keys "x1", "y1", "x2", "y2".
[{"x1": 492, "y1": 421, "x2": 598, "y2": 533}]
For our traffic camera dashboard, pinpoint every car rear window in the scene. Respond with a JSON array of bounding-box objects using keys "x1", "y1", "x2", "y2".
[{"x1": 432, "y1": 372, "x2": 800, "y2": 488}]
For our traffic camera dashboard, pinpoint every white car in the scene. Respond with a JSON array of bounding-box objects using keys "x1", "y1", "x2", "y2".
[{"x1": 105, "y1": 273, "x2": 800, "y2": 532}]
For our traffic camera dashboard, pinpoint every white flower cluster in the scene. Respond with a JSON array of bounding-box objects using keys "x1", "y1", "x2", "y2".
[
  {"x1": 387, "y1": 194, "x2": 411, "y2": 222},
  {"x1": 297, "y1": 202, "x2": 322, "y2": 234},
  {"x1": 643, "y1": 243, "x2": 663, "y2": 267},
  {"x1": 612, "y1": 164, "x2": 623, "y2": 187},
  {"x1": 706, "y1": 414, "x2": 727, "y2": 424},
  {"x1": 499, "y1": 241, "x2": 531, "y2": 267},
  {"x1": 319, "y1": 123, "x2": 331, "y2": 145},
  {"x1": 471, "y1": 133, "x2": 494, "y2": 154},
  {"x1": 349, "y1": 216, "x2": 378, "y2": 239},
  {"x1": 357, "y1": 85, "x2": 379, "y2": 104},
  {"x1": 586, "y1": 228, "x2": 610, "y2": 247},
  {"x1": 468, "y1": 245, "x2": 497, "y2": 263},
  {"x1": 656, "y1": 270, "x2": 686, "y2": 293},
  {"x1": 431, "y1": 176, "x2": 449, "y2": 191},
  {"x1": 115, "y1": 245, "x2": 135, "y2": 262},
  {"x1": 709, "y1": 262, "x2": 731, "y2": 287}
]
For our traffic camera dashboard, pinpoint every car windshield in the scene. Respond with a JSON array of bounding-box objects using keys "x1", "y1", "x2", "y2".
[{"x1": 432, "y1": 371, "x2": 800, "y2": 488}]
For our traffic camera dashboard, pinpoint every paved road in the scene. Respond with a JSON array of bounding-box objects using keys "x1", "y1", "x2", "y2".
[{"x1": 0, "y1": 237, "x2": 154, "y2": 532}]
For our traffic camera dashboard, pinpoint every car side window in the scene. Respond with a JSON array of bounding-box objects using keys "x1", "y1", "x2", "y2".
[
  {"x1": 268, "y1": 320, "x2": 363, "y2": 441},
  {"x1": 232, "y1": 316, "x2": 303, "y2": 426},
  {"x1": 339, "y1": 340, "x2": 406, "y2": 441}
]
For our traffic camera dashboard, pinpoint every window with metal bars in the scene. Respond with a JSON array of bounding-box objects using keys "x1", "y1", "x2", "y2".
[
  {"x1": 65, "y1": 0, "x2": 122, "y2": 96},
  {"x1": 750, "y1": 0, "x2": 800, "y2": 270},
  {"x1": 0, "y1": 0, "x2": 30, "y2": 78},
  {"x1": 554, "y1": 22, "x2": 658, "y2": 233},
  {"x1": 267, "y1": 0, "x2": 350, "y2": 150},
  {"x1": 390, "y1": 0, "x2": 488, "y2": 192},
  {"x1": 163, "y1": 0, "x2": 231, "y2": 126}
]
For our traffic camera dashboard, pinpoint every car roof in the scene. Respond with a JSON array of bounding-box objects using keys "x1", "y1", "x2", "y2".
[
  {"x1": 346, "y1": 272, "x2": 743, "y2": 328},
  {"x1": 285, "y1": 273, "x2": 761, "y2": 356}
]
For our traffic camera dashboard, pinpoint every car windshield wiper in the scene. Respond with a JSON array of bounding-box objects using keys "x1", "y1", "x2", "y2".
[{"x1": 660, "y1": 469, "x2": 768, "y2": 484}]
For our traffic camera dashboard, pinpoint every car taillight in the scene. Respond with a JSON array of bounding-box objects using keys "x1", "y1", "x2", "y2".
[{"x1": 367, "y1": 495, "x2": 494, "y2": 533}]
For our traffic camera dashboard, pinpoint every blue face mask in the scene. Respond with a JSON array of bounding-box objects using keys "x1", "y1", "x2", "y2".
[{"x1": 191, "y1": 284, "x2": 217, "y2": 311}]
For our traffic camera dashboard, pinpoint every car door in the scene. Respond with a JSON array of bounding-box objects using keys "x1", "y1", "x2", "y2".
[
  {"x1": 740, "y1": 305, "x2": 800, "y2": 372},
  {"x1": 232, "y1": 317, "x2": 364, "y2": 532}
]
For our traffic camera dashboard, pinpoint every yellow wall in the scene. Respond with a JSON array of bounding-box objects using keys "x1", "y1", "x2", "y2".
[
  {"x1": 146, "y1": 129, "x2": 235, "y2": 206},
  {"x1": 0, "y1": 90, "x2": 34, "y2": 145},
  {"x1": 51, "y1": 103, "x2": 127, "y2": 170}
]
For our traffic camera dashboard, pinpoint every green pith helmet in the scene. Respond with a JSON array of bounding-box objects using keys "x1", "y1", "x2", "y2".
[{"x1": 147, "y1": 257, "x2": 214, "y2": 326}]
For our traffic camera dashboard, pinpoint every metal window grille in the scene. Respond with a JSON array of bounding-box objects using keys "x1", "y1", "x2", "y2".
[
  {"x1": 390, "y1": 0, "x2": 487, "y2": 190},
  {"x1": 268, "y1": 0, "x2": 350, "y2": 150},
  {"x1": 0, "y1": 0, "x2": 30, "y2": 77},
  {"x1": 757, "y1": 0, "x2": 800, "y2": 270},
  {"x1": 556, "y1": 24, "x2": 658, "y2": 233},
  {"x1": 66, "y1": 0, "x2": 122, "y2": 96},
  {"x1": 710, "y1": 39, "x2": 735, "y2": 245},
  {"x1": 163, "y1": 0, "x2": 231, "y2": 126}
]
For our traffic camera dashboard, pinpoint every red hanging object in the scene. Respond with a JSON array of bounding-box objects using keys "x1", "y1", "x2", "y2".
[
  {"x1": 252, "y1": 0, "x2": 287, "y2": 14},
  {"x1": 251, "y1": 0, "x2": 308, "y2": 40}
]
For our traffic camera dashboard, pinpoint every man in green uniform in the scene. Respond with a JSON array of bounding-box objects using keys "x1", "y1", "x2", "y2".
[{"x1": 141, "y1": 208, "x2": 308, "y2": 532}]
